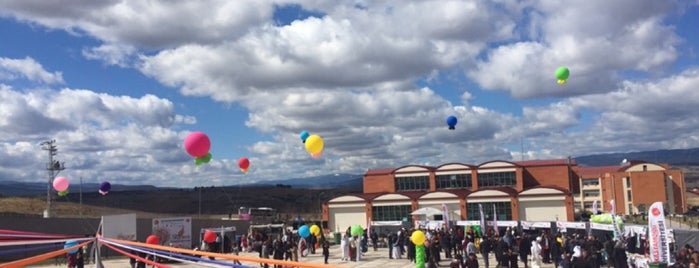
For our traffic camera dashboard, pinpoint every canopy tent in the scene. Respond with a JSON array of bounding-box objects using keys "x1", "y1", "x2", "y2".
[{"x1": 410, "y1": 207, "x2": 442, "y2": 216}]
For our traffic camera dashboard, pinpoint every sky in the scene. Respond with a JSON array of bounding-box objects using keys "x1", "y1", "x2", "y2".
[{"x1": 1, "y1": 0, "x2": 699, "y2": 188}]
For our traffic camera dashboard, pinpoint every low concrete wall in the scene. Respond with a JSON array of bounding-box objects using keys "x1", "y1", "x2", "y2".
[{"x1": 0, "y1": 216, "x2": 250, "y2": 262}]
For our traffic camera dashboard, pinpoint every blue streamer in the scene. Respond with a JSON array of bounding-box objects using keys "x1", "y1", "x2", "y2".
[{"x1": 0, "y1": 243, "x2": 62, "y2": 256}]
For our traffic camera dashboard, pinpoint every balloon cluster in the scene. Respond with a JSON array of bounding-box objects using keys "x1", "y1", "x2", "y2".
[
  {"x1": 184, "y1": 132, "x2": 212, "y2": 165},
  {"x1": 555, "y1": 66, "x2": 570, "y2": 85},
  {"x1": 99, "y1": 181, "x2": 111, "y2": 195},
  {"x1": 300, "y1": 130, "x2": 324, "y2": 158}
]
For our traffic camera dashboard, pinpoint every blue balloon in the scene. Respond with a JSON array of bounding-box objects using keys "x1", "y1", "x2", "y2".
[
  {"x1": 446, "y1": 116, "x2": 458, "y2": 130},
  {"x1": 298, "y1": 225, "x2": 310, "y2": 238},
  {"x1": 300, "y1": 131, "x2": 310, "y2": 143},
  {"x1": 64, "y1": 240, "x2": 79, "y2": 254}
]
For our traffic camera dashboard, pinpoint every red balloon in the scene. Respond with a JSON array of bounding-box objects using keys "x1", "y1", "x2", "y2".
[
  {"x1": 184, "y1": 132, "x2": 211, "y2": 158},
  {"x1": 238, "y1": 157, "x2": 250, "y2": 170},
  {"x1": 203, "y1": 230, "x2": 217, "y2": 243},
  {"x1": 146, "y1": 235, "x2": 159, "y2": 245}
]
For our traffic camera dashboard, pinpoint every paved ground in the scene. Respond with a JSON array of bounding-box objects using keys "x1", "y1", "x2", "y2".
[{"x1": 28, "y1": 245, "x2": 557, "y2": 268}]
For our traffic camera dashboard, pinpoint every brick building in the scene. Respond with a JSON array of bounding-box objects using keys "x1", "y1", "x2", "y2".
[{"x1": 322, "y1": 159, "x2": 687, "y2": 233}]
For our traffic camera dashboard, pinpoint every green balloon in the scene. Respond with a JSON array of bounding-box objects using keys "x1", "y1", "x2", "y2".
[
  {"x1": 194, "y1": 153, "x2": 212, "y2": 165},
  {"x1": 415, "y1": 245, "x2": 426, "y2": 268},
  {"x1": 555, "y1": 67, "x2": 570, "y2": 80},
  {"x1": 58, "y1": 190, "x2": 69, "y2": 196},
  {"x1": 350, "y1": 225, "x2": 364, "y2": 237}
]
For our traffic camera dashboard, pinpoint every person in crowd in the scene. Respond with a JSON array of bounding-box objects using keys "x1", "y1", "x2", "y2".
[
  {"x1": 464, "y1": 252, "x2": 479, "y2": 268},
  {"x1": 612, "y1": 240, "x2": 627, "y2": 268},
  {"x1": 466, "y1": 238, "x2": 477, "y2": 256},
  {"x1": 519, "y1": 233, "x2": 531, "y2": 268},
  {"x1": 392, "y1": 233, "x2": 402, "y2": 259},
  {"x1": 322, "y1": 239, "x2": 330, "y2": 264},
  {"x1": 481, "y1": 235, "x2": 493, "y2": 268},
  {"x1": 531, "y1": 236, "x2": 543, "y2": 268},
  {"x1": 272, "y1": 239, "x2": 285, "y2": 268},
  {"x1": 67, "y1": 252, "x2": 77, "y2": 268},
  {"x1": 559, "y1": 253, "x2": 572, "y2": 268},
  {"x1": 75, "y1": 247, "x2": 84, "y2": 268},
  {"x1": 451, "y1": 254, "x2": 463, "y2": 268},
  {"x1": 407, "y1": 232, "x2": 416, "y2": 263},
  {"x1": 371, "y1": 229, "x2": 379, "y2": 251},
  {"x1": 494, "y1": 235, "x2": 510, "y2": 268},
  {"x1": 506, "y1": 247, "x2": 519, "y2": 268},
  {"x1": 441, "y1": 230, "x2": 453, "y2": 260},
  {"x1": 355, "y1": 234, "x2": 363, "y2": 261},
  {"x1": 241, "y1": 234, "x2": 248, "y2": 252},
  {"x1": 341, "y1": 232, "x2": 349, "y2": 261}
]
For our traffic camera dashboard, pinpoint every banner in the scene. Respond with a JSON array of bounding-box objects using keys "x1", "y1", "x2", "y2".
[
  {"x1": 479, "y1": 204, "x2": 486, "y2": 236},
  {"x1": 592, "y1": 200, "x2": 599, "y2": 215},
  {"x1": 441, "y1": 203, "x2": 449, "y2": 229},
  {"x1": 152, "y1": 217, "x2": 192, "y2": 248},
  {"x1": 493, "y1": 204, "x2": 499, "y2": 236},
  {"x1": 610, "y1": 200, "x2": 622, "y2": 239},
  {"x1": 102, "y1": 214, "x2": 137, "y2": 241},
  {"x1": 648, "y1": 202, "x2": 672, "y2": 264}
]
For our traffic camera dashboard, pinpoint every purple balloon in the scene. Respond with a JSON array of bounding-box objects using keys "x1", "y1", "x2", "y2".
[{"x1": 99, "y1": 181, "x2": 111, "y2": 192}]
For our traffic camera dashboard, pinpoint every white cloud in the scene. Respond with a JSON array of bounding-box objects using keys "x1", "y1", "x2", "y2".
[
  {"x1": 0, "y1": 57, "x2": 64, "y2": 84},
  {"x1": 0, "y1": 1, "x2": 698, "y2": 187},
  {"x1": 468, "y1": 0, "x2": 681, "y2": 98}
]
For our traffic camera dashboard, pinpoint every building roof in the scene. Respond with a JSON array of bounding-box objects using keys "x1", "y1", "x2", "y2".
[
  {"x1": 364, "y1": 168, "x2": 396, "y2": 176},
  {"x1": 577, "y1": 166, "x2": 622, "y2": 177},
  {"x1": 515, "y1": 159, "x2": 575, "y2": 167}
]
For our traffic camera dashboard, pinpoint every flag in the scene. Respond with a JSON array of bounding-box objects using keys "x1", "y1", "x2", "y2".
[
  {"x1": 493, "y1": 204, "x2": 499, "y2": 236},
  {"x1": 479, "y1": 203, "x2": 486, "y2": 237},
  {"x1": 441, "y1": 203, "x2": 450, "y2": 229},
  {"x1": 648, "y1": 202, "x2": 673, "y2": 264},
  {"x1": 592, "y1": 200, "x2": 599, "y2": 215},
  {"x1": 610, "y1": 200, "x2": 621, "y2": 240}
]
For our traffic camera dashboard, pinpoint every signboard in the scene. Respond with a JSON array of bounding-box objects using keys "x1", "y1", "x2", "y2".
[
  {"x1": 153, "y1": 217, "x2": 192, "y2": 248},
  {"x1": 102, "y1": 214, "x2": 137, "y2": 240},
  {"x1": 648, "y1": 202, "x2": 672, "y2": 264}
]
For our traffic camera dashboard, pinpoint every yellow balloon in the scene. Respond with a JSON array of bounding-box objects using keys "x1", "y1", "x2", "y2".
[
  {"x1": 241, "y1": 168, "x2": 248, "y2": 173},
  {"x1": 557, "y1": 79, "x2": 567, "y2": 85},
  {"x1": 310, "y1": 225, "x2": 320, "y2": 236},
  {"x1": 304, "y1": 135, "x2": 324, "y2": 154},
  {"x1": 411, "y1": 230, "x2": 426, "y2": 245}
]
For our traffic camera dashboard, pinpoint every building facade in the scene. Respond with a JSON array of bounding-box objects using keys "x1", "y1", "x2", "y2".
[{"x1": 322, "y1": 159, "x2": 687, "y2": 233}]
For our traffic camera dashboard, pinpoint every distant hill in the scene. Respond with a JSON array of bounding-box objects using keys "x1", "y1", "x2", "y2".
[
  {"x1": 3, "y1": 147, "x2": 699, "y2": 197},
  {"x1": 253, "y1": 173, "x2": 363, "y2": 190},
  {"x1": 0, "y1": 181, "x2": 158, "y2": 196},
  {"x1": 574, "y1": 147, "x2": 699, "y2": 167}
]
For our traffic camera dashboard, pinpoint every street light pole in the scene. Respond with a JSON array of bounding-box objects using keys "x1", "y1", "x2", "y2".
[{"x1": 40, "y1": 140, "x2": 64, "y2": 218}]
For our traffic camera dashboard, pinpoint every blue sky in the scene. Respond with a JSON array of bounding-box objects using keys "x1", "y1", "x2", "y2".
[{"x1": 0, "y1": 1, "x2": 698, "y2": 187}]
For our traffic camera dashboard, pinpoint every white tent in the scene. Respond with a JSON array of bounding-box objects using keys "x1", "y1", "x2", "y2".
[{"x1": 410, "y1": 207, "x2": 442, "y2": 216}]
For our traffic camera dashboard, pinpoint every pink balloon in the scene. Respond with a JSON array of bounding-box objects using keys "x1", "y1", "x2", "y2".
[
  {"x1": 311, "y1": 152, "x2": 322, "y2": 159},
  {"x1": 183, "y1": 132, "x2": 211, "y2": 158},
  {"x1": 53, "y1": 177, "x2": 69, "y2": 192}
]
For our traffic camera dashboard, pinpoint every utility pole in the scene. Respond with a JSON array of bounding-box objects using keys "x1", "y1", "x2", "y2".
[{"x1": 40, "y1": 140, "x2": 64, "y2": 218}]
